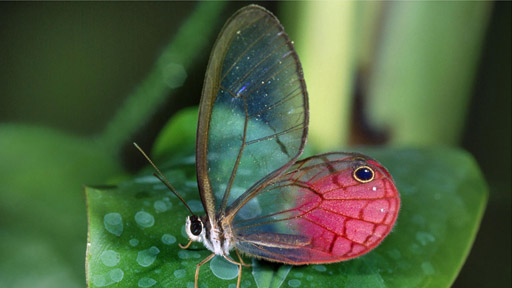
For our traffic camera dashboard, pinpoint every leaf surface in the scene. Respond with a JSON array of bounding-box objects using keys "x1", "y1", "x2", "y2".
[{"x1": 87, "y1": 112, "x2": 487, "y2": 287}]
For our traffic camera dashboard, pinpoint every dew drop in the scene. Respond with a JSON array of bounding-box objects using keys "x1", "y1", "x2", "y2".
[
  {"x1": 178, "y1": 250, "x2": 194, "y2": 259},
  {"x1": 100, "y1": 250, "x2": 120, "y2": 267},
  {"x1": 137, "y1": 246, "x2": 160, "y2": 267},
  {"x1": 288, "y1": 279, "x2": 301, "y2": 287},
  {"x1": 209, "y1": 256, "x2": 239, "y2": 280},
  {"x1": 138, "y1": 277, "x2": 157, "y2": 287},
  {"x1": 135, "y1": 211, "x2": 155, "y2": 228},
  {"x1": 161, "y1": 234, "x2": 176, "y2": 245},
  {"x1": 104, "y1": 213, "x2": 123, "y2": 236},
  {"x1": 421, "y1": 261, "x2": 435, "y2": 275},
  {"x1": 91, "y1": 268, "x2": 124, "y2": 286},
  {"x1": 154, "y1": 199, "x2": 172, "y2": 213},
  {"x1": 91, "y1": 274, "x2": 108, "y2": 287},
  {"x1": 110, "y1": 268, "x2": 124, "y2": 282},
  {"x1": 129, "y1": 238, "x2": 139, "y2": 247},
  {"x1": 174, "y1": 269, "x2": 186, "y2": 279},
  {"x1": 153, "y1": 200, "x2": 167, "y2": 212},
  {"x1": 313, "y1": 265, "x2": 327, "y2": 272},
  {"x1": 416, "y1": 231, "x2": 436, "y2": 246}
]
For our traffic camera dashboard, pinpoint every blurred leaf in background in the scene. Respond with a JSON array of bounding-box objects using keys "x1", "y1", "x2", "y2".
[
  {"x1": 0, "y1": 1, "x2": 509, "y2": 288},
  {"x1": 0, "y1": 2, "x2": 229, "y2": 287}
]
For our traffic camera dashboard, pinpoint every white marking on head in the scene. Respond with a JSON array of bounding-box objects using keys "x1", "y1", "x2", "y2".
[
  {"x1": 185, "y1": 216, "x2": 204, "y2": 243},
  {"x1": 184, "y1": 216, "x2": 233, "y2": 256}
]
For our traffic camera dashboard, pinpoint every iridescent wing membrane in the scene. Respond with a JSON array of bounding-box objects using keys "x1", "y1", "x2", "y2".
[
  {"x1": 232, "y1": 153, "x2": 400, "y2": 264},
  {"x1": 196, "y1": 6, "x2": 308, "y2": 219}
]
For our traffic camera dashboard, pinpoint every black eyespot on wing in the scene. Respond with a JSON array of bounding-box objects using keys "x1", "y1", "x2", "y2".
[
  {"x1": 191, "y1": 220, "x2": 202, "y2": 236},
  {"x1": 353, "y1": 166, "x2": 375, "y2": 183}
]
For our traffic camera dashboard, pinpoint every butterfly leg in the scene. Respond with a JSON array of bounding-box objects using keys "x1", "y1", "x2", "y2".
[
  {"x1": 235, "y1": 249, "x2": 251, "y2": 267},
  {"x1": 179, "y1": 239, "x2": 193, "y2": 249},
  {"x1": 223, "y1": 254, "x2": 243, "y2": 288},
  {"x1": 195, "y1": 253, "x2": 215, "y2": 288}
]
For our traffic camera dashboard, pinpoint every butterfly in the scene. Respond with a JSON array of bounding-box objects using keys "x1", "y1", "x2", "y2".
[{"x1": 137, "y1": 4, "x2": 400, "y2": 288}]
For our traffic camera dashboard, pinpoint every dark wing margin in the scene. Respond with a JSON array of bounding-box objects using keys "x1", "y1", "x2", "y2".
[{"x1": 196, "y1": 5, "x2": 309, "y2": 221}]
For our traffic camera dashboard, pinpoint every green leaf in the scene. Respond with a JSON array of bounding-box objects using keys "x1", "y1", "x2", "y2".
[
  {"x1": 152, "y1": 106, "x2": 198, "y2": 161},
  {"x1": 86, "y1": 147, "x2": 487, "y2": 288}
]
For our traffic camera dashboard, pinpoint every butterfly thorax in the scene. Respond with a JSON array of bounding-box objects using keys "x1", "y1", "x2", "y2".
[{"x1": 185, "y1": 215, "x2": 233, "y2": 256}]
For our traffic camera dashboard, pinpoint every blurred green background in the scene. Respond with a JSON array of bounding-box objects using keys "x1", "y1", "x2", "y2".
[{"x1": 0, "y1": 2, "x2": 509, "y2": 288}]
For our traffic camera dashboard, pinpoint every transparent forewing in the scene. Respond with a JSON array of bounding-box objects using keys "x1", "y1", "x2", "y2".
[
  {"x1": 232, "y1": 153, "x2": 400, "y2": 264},
  {"x1": 196, "y1": 6, "x2": 308, "y2": 218}
]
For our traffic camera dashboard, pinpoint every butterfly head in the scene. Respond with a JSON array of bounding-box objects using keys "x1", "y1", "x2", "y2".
[{"x1": 185, "y1": 215, "x2": 205, "y2": 242}]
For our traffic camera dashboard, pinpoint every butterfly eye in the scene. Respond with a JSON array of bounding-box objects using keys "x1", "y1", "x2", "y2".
[
  {"x1": 190, "y1": 220, "x2": 203, "y2": 236},
  {"x1": 353, "y1": 166, "x2": 375, "y2": 183}
]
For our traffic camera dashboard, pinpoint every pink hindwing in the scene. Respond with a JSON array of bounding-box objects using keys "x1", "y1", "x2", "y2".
[{"x1": 231, "y1": 153, "x2": 400, "y2": 264}]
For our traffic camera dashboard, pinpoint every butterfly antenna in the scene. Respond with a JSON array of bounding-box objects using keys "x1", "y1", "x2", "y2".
[{"x1": 133, "y1": 142, "x2": 195, "y2": 215}]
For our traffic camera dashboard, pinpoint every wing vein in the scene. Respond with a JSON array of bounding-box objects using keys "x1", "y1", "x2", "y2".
[
  {"x1": 246, "y1": 243, "x2": 297, "y2": 263},
  {"x1": 317, "y1": 206, "x2": 392, "y2": 226},
  {"x1": 245, "y1": 122, "x2": 304, "y2": 145},
  {"x1": 220, "y1": 94, "x2": 250, "y2": 211},
  {"x1": 233, "y1": 200, "x2": 317, "y2": 229}
]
